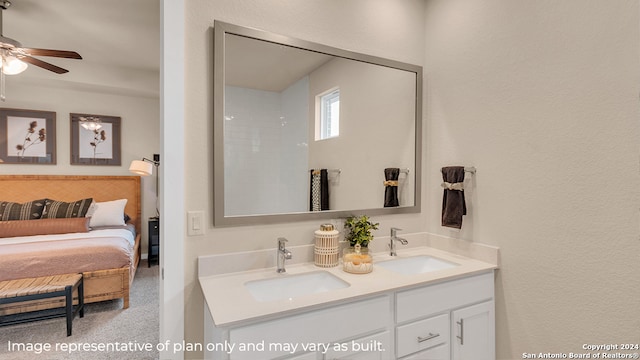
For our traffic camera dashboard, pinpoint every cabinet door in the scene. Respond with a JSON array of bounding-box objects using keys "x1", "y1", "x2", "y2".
[{"x1": 451, "y1": 301, "x2": 495, "y2": 360}]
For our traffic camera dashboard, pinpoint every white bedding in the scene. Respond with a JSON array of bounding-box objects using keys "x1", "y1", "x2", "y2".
[{"x1": 0, "y1": 228, "x2": 135, "y2": 246}]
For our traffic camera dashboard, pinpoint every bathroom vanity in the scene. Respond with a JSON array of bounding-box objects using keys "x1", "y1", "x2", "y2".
[
  {"x1": 199, "y1": 245, "x2": 498, "y2": 360},
  {"x1": 203, "y1": 19, "x2": 498, "y2": 359}
]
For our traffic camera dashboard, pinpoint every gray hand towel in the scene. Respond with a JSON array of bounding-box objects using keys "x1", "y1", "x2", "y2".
[
  {"x1": 384, "y1": 168, "x2": 400, "y2": 207},
  {"x1": 441, "y1": 166, "x2": 466, "y2": 229}
]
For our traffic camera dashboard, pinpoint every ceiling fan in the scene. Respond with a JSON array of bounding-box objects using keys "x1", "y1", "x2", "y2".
[{"x1": 0, "y1": 0, "x2": 81, "y2": 76}]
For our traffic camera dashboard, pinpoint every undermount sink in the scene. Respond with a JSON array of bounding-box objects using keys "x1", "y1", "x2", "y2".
[
  {"x1": 377, "y1": 255, "x2": 459, "y2": 275},
  {"x1": 245, "y1": 271, "x2": 350, "y2": 302}
]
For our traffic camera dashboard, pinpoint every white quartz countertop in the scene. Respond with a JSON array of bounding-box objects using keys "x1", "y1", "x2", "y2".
[{"x1": 199, "y1": 246, "x2": 498, "y2": 327}]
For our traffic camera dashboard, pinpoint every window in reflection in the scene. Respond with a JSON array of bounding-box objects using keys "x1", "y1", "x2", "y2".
[{"x1": 317, "y1": 87, "x2": 340, "y2": 140}]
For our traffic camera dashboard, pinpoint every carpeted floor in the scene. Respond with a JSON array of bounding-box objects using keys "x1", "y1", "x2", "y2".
[{"x1": 0, "y1": 261, "x2": 159, "y2": 360}]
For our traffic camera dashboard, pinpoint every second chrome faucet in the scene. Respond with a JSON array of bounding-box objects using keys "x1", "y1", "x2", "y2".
[
  {"x1": 390, "y1": 227, "x2": 408, "y2": 256},
  {"x1": 277, "y1": 237, "x2": 292, "y2": 273}
]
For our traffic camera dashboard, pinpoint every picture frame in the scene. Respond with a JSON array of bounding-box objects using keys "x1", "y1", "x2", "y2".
[
  {"x1": 70, "y1": 113, "x2": 121, "y2": 166},
  {"x1": 0, "y1": 108, "x2": 56, "y2": 164}
]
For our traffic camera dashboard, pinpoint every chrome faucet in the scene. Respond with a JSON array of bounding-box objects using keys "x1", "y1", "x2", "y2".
[
  {"x1": 277, "y1": 237, "x2": 292, "y2": 273},
  {"x1": 390, "y1": 227, "x2": 408, "y2": 256}
]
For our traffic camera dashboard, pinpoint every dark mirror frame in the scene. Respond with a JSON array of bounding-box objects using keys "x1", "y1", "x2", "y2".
[{"x1": 213, "y1": 20, "x2": 422, "y2": 227}]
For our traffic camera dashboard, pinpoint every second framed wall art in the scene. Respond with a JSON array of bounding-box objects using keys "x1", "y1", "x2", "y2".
[{"x1": 70, "y1": 113, "x2": 121, "y2": 165}]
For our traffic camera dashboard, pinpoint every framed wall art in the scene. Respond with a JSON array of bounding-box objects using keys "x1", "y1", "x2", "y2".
[
  {"x1": 0, "y1": 108, "x2": 56, "y2": 164},
  {"x1": 70, "y1": 113, "x2": 121, "y2": 166}
]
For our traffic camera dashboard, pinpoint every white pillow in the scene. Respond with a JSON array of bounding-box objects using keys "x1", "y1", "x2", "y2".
[
  {"x1": 85, "y1": 201, "x2": 98, "y2": 218},
  {"x1": 89, "y1": 199, "x2": 128, "y2": 227}
]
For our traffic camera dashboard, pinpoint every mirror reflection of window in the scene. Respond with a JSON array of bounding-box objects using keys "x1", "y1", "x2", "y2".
[{"x1": 317, "y1": 87, "x2": 340, "y2": 140}]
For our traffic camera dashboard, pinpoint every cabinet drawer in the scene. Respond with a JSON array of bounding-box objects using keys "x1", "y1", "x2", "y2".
[
  {"x1": 396, "y1": 313, "x2": 449, "y2": 358},
  {"x1": 401, "y1": 342, "x2": 449, "y2": 360},
  {"x1": 396, "y1": 272, "x2": 493, "y2": 322},
  {"x1": 229, "y1": 295, "x2": 392, "y2": 360}
]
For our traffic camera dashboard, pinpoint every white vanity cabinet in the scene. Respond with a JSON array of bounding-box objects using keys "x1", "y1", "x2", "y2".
[
  {"x1": 395, "y1": 272, "x2": 495, "y2": 359},
  {"x1": 204, "y1": 271, "x2": 495, "y2": 360}
]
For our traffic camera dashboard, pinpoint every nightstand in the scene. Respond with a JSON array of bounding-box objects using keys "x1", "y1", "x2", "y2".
[{"x1": 148, "y1": 217, "x2": 159, "y2": 267}]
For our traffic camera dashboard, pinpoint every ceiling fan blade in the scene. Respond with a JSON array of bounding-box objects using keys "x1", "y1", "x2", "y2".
[
  {"x1": 20, "y1": 48, "x2": 82, "y2": 59},
  {"x1": 18, "y1": 55, "x2": 68, "y2": 74}
]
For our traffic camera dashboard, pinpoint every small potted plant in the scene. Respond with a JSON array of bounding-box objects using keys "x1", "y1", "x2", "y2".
[
  {"x1": 344, "y1": 215, "x2": 379, "y2": 248},
  {"x1": 343, "y1": 215, "x2": 379, "y2": 274}
]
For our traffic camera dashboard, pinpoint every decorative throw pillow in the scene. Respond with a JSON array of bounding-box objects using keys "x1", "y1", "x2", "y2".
[
  {"x1": 42, "y1": 198, "x2": 94, "y2": 219},
  {"x1": 0, "y1": 199, "x2": 47, "y2": 221},
  {"x1": 89, "y1": 199, "x2": 128, "y2": 227},
  {"x1": 0, "y1": 218, "x2": 90, "y2": 238}
]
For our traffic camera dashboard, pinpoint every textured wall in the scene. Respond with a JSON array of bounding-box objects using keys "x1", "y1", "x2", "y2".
[{"x1": 423, "y1": 0, "x2": 640, "y2": 358}]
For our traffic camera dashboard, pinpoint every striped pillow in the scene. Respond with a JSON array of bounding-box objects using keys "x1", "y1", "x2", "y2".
[
  {"x1": 0, "y1": 199, "x2": 47, "y2": 221},
  {"x1": 42, "y1": 198, "x2": 93, "y2": 219}
]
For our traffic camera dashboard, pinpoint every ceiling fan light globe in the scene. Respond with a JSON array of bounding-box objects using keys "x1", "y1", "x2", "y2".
[
  {"x1": 80, "y1": 122, "x2": 102, "y2": 131},
  {"x1": 2, "y1": 56, "x2": 27, "y2": 75}
]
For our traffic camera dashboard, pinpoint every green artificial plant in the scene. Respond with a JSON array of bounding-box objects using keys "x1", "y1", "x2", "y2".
[{"x1": 344, "y1": 215, "x2": 379, "y2": 248}]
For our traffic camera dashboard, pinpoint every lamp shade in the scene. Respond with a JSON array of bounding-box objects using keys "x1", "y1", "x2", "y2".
[{"x1": 129, "y1": 160, "x2": 153, "y2": 176}]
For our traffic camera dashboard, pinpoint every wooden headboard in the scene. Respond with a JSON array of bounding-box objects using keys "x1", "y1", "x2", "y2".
[{"x1": 0, "y1": 175, "x2": 141, "y2": 232}]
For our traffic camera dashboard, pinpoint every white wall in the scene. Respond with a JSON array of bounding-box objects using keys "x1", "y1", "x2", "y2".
[
  {"x1": 224, "y1": 80, "x2": 308, "y2": 216},
  {"x1": 0, "y1": 80, "x2": 160, "y2": 254},
  {"x1": 423, "y1": 0, "x2": 640, "y2": 358},
  {"x1": 280, "y1": 77, "x2": 310, "y2": 212},
  {"x1": 184, "y1": 1, "x2": 426, "y2": 358},
  {"x1": 160, "y1": 0, "x2": 185, "y2": 356}
]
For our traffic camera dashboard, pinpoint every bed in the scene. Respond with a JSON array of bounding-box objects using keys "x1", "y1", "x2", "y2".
[{"x1": 0, "y1": 175, "x2": 141, "y2": 315}]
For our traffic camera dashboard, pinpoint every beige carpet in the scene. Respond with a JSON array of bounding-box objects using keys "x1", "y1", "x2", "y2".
[{"x1": 0, "y1": 261, "x2": 159, "y2": 360}]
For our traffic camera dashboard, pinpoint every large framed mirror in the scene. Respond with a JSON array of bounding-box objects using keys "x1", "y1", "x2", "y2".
[{"x1": 214, "y1": 21, "x2": 422, "y2": 226}]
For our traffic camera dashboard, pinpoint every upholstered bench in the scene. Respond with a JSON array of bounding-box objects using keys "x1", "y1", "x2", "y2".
[{"x1": 0, "y1": 273, "x2": 84, "y2": 336}]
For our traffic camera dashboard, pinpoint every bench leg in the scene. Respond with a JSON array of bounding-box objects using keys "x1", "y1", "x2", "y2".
[
  {"x1": 78, "y1": 277, "x2": 85, "y2": 318},
  {"x1": 65, "y1": 285, "x2": 73, "y2": 336}
]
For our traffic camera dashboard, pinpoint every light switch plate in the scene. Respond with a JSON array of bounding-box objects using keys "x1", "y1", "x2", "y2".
[{"x1": 187, "y1": 211, "x2": 205, "y2": 236}]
